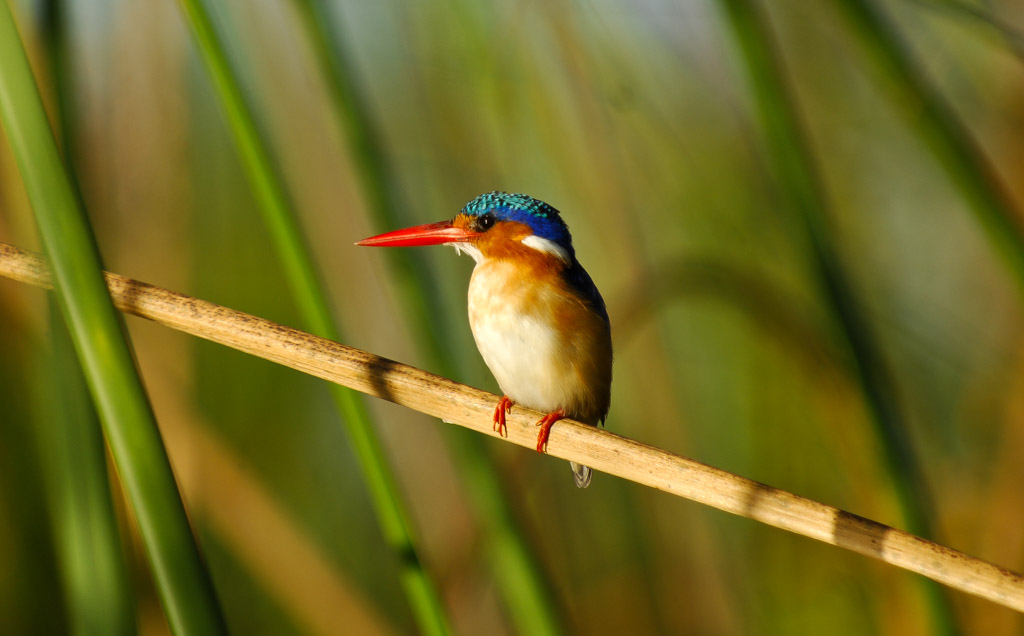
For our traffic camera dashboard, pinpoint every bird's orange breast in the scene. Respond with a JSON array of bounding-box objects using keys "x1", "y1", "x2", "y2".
[{"x1": 466, "y1": 250, "x2": 612, "y2": 425}]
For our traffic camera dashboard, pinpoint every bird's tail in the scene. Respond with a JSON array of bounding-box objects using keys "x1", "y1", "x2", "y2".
[{"x1": 570, "y1": 461, "x2": 592, "y2": 488}]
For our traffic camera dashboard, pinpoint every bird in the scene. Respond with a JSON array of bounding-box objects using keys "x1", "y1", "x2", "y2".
[{"x1": 356, "y1": 192, "x2": 612, "y2": 488}]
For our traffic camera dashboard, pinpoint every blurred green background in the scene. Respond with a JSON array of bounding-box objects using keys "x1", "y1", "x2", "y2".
[{"x1": 2, "y1": 0, "x2": 1023, "y2": 634}]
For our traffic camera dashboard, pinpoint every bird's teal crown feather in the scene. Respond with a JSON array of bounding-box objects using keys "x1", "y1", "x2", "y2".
[{"x1": 462, "y1": 192, "x2": 574, "y2": 255}]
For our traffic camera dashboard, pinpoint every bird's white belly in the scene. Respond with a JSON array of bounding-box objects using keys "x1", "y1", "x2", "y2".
[{"x1": 468, "y1": 265, "x2": 578, "y2": 414}]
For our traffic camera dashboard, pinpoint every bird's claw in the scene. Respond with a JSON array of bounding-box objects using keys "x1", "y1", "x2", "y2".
[
  {"x1": 535, "y1": 410, "x2": 565, "y2": 453},
  {"x1": 493, "y1": 395, "x2": 514, "y2": 438}
]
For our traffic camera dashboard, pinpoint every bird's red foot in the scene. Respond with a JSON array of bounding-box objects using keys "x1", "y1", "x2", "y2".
[
  {"x1": 493, "y1": 395, "x2": 514, "y2": 438},
  {"x1": 534, "y1": 409, "x2": 565, "y2": 453}
]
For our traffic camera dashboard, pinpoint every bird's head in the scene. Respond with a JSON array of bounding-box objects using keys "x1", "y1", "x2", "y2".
[{"x1": 356, "y1": 192, "x2": 575, "y2": 265}]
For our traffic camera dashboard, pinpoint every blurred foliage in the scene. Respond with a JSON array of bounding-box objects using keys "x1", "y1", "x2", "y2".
[{"x1": 2, "y1": 0, "x2": 1024, "y2": 634}]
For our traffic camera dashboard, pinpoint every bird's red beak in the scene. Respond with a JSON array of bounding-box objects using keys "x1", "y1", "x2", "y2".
[{"x1": 355, "y1": 220, "x2": 477, "y2": 247}]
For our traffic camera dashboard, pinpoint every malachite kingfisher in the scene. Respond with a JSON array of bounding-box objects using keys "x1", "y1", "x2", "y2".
[{"x1": 357, "y1": 192, "x2": 613, "y2": 488}]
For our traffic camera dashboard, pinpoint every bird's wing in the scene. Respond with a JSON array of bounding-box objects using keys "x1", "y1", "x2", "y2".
[{"x1": 564, "y1": 262, "x2": 610, "y2": 325}]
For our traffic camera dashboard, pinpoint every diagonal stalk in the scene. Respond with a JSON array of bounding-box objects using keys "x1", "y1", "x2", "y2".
[{"x1": 3, "y1": 240, "x2": 1023, "y2": 616}]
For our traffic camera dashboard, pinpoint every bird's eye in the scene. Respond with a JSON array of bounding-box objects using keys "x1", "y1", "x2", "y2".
[{"x1": 476, "y1": 212, "x2": 496, "y2": 232}]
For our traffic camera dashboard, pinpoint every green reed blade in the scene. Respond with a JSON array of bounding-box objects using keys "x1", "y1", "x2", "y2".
[
  {"x1": 0, "y1": 4, "x2": 226, "y2": 635},
  {"x1": 175, "y1": 0, "x2": 452, "y2": 632},
  {"x1": 290, "y1": 2, "x2": 565, "y2": 632},
  {"x1": 832, "y1": 0, "x2": 1024, "y2": 291},
  {"x1": 719, "y1": 1, "x2": 955, "y2": 633}
]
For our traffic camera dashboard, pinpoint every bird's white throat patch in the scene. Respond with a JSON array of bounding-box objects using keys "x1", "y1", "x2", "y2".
[
  {"x1": 450, "y1": 242, "x2": 483, "y2": 263},
  {"x1": 522, "y1": 235, "x2": 570, "y2": 263}
]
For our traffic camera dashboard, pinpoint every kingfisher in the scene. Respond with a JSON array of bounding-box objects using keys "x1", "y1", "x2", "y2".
[{"x1": 356, "y1": 192, "x2": 613, "y2": 488}]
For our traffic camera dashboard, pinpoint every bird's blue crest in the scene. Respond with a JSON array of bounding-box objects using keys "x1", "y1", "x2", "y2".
[{"x1": 461, "y1": 192, "x2": 574, "y2": 254}]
